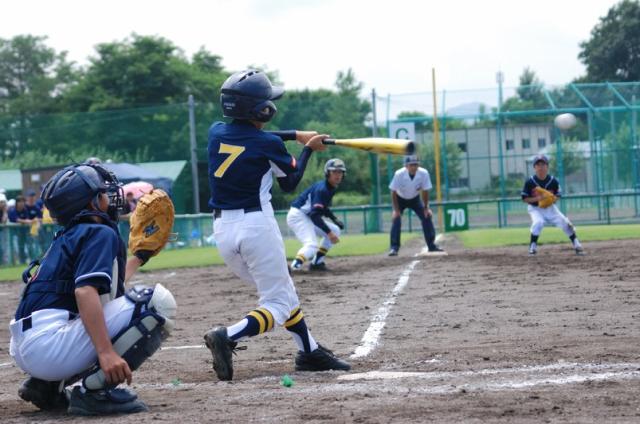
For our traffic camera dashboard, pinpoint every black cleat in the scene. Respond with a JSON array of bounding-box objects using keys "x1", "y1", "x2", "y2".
[
  {"x1": 67, "y1": 386, "x2": 148, "y2": 416},
  {"x1": 388, "y1": 249, "x2": 398, "y2": 257},
  {"x1": 309, "y1": 262, "x2": 328, "y2": 271},
  {"x1": 295, "y1": 345, "x2": 351, "y2": 372},
  {"x1": 18, "y1": 377, "x2": 68, "y2": 411},
  {"x1": 204, "y1": 327, "x2": 246, "y2": 381},
  {"x1": 428, "y1": 245, "x2": 445, "y2": 252}
]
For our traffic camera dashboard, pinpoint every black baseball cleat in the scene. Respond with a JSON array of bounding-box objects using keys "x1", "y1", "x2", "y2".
[
  {"x1": 204, "y1": 327, "x2": 246, "y2": 381},
  {"x1": 18, "y1": 377, "x2": 68, "y2": 411},
  {"x1": 295, "y1": 345, "x2": 351, "y2": 372},
  {"x1": 309, "y1": 262, "x2": 328, "y2": 271},
  {"x1": 388, "y1": 249, "x2": 398, "y2": 257},
  {"x1": 67, "y1": 386, "x2": 148, "y2": 416},
  {"x1": 428, "y1": 245, "x2": 445, "y2": 252}
]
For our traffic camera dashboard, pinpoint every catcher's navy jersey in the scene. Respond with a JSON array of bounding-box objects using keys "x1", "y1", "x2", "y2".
[
  {"x1": 291, "y1": 180, "x2": 336, "y2": 216},
  {"x1": 15, "y1": 223, "x2": 126, "y2": 320},
  {"x1": 208, "y1": 121, "x2": 300, "y2": 210},
  {"x1": 521, "y1": 175, "x2": 561, "y2": 207}
]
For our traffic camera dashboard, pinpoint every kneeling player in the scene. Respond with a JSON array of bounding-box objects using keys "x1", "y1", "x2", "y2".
[
  {"x1": 522, "y1": 154, "x2": 584, "y2": 256},
  {"x1": 9, "y1": 164, "x2": 177, "y2": 415},
  {"x1": 287, "y1": 158, "x2": 346, "y2": 271}
]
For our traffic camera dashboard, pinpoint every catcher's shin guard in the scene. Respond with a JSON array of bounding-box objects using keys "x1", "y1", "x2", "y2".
[{"x1": 82, "y1": 285, "x2": 176, "y2": 390}]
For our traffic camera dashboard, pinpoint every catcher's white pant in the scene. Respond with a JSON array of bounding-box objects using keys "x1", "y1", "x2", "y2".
[
  {"x1": 528, "y1": 204, "x2": 574, "y2": 237},
  {"x1": 213, "y1": 203, "x2": 300, "y2": 326},
  {"x1": 9, "y1": 296, "x2": 135, "y2": 381},
  {"x1": 286, "y1": 207, "x2": 340, "y2": 262}
]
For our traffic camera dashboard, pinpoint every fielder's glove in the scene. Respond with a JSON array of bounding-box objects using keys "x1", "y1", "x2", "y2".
[
  {"x1": 534, "y1": 187, "x2": 556, "y2": 209},
  {"x1": 128, "y1": 189, "x2": 175, "y2": 265},
  {"x1": 330, "y1": 216, "x2": 345, "y2": 230}
]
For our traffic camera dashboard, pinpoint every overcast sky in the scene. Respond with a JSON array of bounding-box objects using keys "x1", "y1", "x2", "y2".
[{"x1": 2, "y1": 0, "x2": 618, "y2": 98}]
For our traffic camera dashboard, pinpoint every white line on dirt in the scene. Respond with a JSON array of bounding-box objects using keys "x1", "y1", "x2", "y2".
[
  {"x1": 351, "y1": 259, "x2": 420, "y2": 359},
  {"x1": 0, "y1": 362, "x2": 13, "y2": 368},
  {"x1": 161, "y1": 344, "x2": 205, "y2": 350}
]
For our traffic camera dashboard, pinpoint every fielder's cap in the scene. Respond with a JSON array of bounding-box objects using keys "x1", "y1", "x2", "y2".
[
  {"x1": 26, "y1": 188, "x2": 37, "y2": 196},
  {"x1": 533, "y1": 154, "x2": 549, "y2": 165},
  {"x1": 404, "y1": 155, "x2": 420, "y2": 165}
]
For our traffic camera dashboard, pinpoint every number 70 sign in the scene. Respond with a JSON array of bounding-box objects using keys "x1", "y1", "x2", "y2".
[{"x1": 444, "y1": 204, "x2": 469, "y2": 232}]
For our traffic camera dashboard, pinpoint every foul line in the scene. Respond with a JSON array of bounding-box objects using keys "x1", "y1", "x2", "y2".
[{"x1": 351, "y1": 259, "x2": 420, "y2": 359}]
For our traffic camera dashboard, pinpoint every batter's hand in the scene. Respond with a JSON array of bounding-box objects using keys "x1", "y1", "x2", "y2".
[
  {"x1": 392, "y1": 210, "x2": 401, "y2": 219},
  {"x1": 424, "y1": 207, "x2": 433, "y2": 218},
  {"x1": 305, "y1": 134, "x2": 328, "y2": 152},
  {"x1": 99, "y1": 349, "x2": 132, "y2": 386},
  {"x1": 295, "y1": 131, "x2": 318, "y2": 146},
  {"x1": 328, "y1": 231, "x2": 340, "y2": 244}
]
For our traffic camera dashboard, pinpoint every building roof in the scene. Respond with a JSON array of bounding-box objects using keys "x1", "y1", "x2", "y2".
[
  {"x1": 0, "y1": 169, "x2": 22, "y2": 191},
  {"x1": 136, "y1": 160, "x2": 187, "y2": 181}
]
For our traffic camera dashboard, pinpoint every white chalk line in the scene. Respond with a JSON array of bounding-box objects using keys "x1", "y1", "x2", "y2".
[
  {"x1": 350, "y1": 259, "x2": 420, "y2": 359},
  {"x1": 130, "y1": 362, "x2": 640, "y2": 395},
  {"x1": 0, "y1": 361, "x2": 14, "y2": 368}
]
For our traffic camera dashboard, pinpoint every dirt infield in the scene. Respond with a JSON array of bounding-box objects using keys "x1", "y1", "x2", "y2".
[{"x1": 1, "y1": 237, "x2": 640, "y2": 423}]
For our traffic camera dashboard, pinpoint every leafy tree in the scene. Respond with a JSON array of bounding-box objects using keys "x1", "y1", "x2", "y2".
[
  {"x1": 579, "y1": 0, "x2": 640, "y2": 81},
  {"x1": 502, "y1": 68, "x2": 549, "y2": 123},
  {"x1": 419, "y1": 140, "x2": 463, "y2": 191},
  {"x1": 548, "y1": 137, "x2": 586, "y2": 177},
  {"x1": 0, "y1": 35, "x2": 76, "y2": 158}
]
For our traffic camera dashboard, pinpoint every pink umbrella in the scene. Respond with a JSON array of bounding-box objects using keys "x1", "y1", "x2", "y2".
[{"x1": 122, "y1": 181, "x2": 154, "y2": 200}]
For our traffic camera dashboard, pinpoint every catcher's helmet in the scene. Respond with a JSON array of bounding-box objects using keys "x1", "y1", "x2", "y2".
[
  {"x1": 220, "y1": 70, "x2": 284, "y2": 122},
  {"x1": 41, "y1": 163, "x2": 124, "y2": 225},
  {"x1": 324, "y1": 158, "x2": 347, "y2": 178}
]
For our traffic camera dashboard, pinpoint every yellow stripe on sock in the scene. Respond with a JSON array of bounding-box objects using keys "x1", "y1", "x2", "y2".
[
  {"x1": 248, "y1": 310, "x2": 267, "y2": 334},
  {"x1": 295, "y1": 254, "x2": 306, "y2": 262},
  {"x1": 318, "y1": 248, "x2": 328, "y2": 254},
  {"x1": 284, "y1": 307, "x2": 304, "y2": 328},
  {"x1": 256, "y1": 308, "x2": 274, "y2": 331}
]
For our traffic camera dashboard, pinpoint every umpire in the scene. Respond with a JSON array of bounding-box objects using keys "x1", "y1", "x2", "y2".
[{"x1": 388, "y1": 155, "x2": 443, "y2": 256}]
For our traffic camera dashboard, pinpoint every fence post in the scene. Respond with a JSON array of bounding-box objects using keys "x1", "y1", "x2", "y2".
[{"x1": 188, "y1": 95, "x2": 201, "y2": 214}]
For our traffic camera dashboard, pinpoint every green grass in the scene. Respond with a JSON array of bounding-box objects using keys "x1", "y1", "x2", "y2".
[
  {"x1": 456, "y1": 223, "x2": 640, "y2": 248},
  {"x1": 0, "y1": 232, "x2": 420, "y2": 282}
]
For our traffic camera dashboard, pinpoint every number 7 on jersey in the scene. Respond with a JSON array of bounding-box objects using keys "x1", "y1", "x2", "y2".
[{"x1": 214, "y1": 143, "x2": 246, "y2": 178}]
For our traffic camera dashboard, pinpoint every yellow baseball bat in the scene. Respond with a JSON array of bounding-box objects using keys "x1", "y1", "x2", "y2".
[{"x1": 322, "y1": 137, "x2": 415, "y2": 155}]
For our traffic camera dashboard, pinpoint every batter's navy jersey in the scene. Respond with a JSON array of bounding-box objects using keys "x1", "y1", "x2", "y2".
[
  {"x1": 521, "y1": 175, "x2": 561, "y2": 207},
  {"x1": 208, "y1": 121, "x2": 300, "y2": 210},
  {"x1": 15, "y1": 223, "x2": 126, "y2": 320},
  {"x1": 291, "y1": 180, "x2": 336, "y2": 215}
]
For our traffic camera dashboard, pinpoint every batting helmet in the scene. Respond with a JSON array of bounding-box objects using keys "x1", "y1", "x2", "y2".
[
  {"x1": 324, "y1": 158, "x2": 347, "y2": 178},
  {"x1": 220, "y1": 70, "x2": 284, "y2": 122},
  {"x1": 41, "y1": 163, "x2": 124, "y2": 225}
]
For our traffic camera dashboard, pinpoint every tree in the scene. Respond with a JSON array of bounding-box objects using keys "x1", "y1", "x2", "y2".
[
  {"x1": 420, "y1": 140, "x2": 463, "y2": 191},
  {"x1": 0, "y1": 35, "x2": 76, "y2": 158},
  {"x1": 579, "y1": 0, "x2": 640, "y2": 81}
]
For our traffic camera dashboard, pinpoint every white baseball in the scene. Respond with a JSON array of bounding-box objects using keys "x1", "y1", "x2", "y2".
[{"x1": 554, "y1": 113, "x2": 577, "y2": 131}]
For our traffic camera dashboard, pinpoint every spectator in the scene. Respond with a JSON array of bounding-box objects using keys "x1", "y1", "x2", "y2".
[
  {"x1": 25, "y1": 189, "x2": 45, "y2": 255},
  {"x1": 0, "y1": 193, "x2": 8, "y2": 265},
  {"x1": 8, "y1": 195, "x2": 32, "y2": 264}
]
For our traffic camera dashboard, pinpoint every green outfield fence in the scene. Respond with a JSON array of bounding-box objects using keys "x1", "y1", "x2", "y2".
[{"x1": 1, "y1": 191, "x2": 638, "y2": 267}]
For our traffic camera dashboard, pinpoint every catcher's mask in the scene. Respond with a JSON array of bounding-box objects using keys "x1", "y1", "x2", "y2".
[
  {"x1": 41, "y1": 163, "x2": 124, "y2": 225},
  {"x1": 220, "y1": 69, "x2": 284, "y2": 123},
  {"x1": 324, "y1": 158, "x2": 347, "y2": 178}
]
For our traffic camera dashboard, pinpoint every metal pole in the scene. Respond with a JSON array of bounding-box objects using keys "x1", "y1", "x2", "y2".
[
  {"x1": 496, "y1": 71, "x2": 506, "y2": 227},
  {"x1": 431, "y1": 68, "x2": 444, "y2": 231},
  {"x1": 188, "y1": 95, "x2": 201, "y2": 213},
  {"x1": 386, "y1": 94, "x2": 394, "y2": 189},
  {"x1": 370, "y1": 89, "x2": 381, "y2": 231},
  {"x1": 441, "y1": 89, "x2": 449, "y2": 200},
  {"x1": 632, "y1": 95, "x2": 639, "y2": 216}
]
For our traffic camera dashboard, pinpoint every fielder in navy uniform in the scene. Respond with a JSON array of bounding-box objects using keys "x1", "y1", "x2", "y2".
[
  {"x1": 203, "y1": 70, "x2": 350, "y2": 381},
  {"x1": 388, "y1": 155, "x2": 443, "y2": 256},
  {"x1": 9, "y1": 163, "x2": 177, "y2": 415},
  {"x1": 522, "y1": 154, "x2": 584, "y2": 255},
  {"x1": 287, "y1": 158, "x2": 346, "y2": 271}
]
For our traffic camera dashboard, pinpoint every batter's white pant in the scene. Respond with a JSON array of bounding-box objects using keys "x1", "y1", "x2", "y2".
[
  {"x1": 528, "y1": 204, "x2": 575, "y2": 237},
  {"x1": 286, "y1": 207, "x2": 340, "y2": 262},
  {"x1": 213, "y1": 203, "x2": 299, "y2": 326},
  {"x1": 9, "y1": 297, "x2": 135, "y2": 381}
]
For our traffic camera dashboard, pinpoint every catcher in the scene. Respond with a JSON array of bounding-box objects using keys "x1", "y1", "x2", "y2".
[
  {"x1": 521, "y1": 154, "x2": 584, "y2": 256},
  {"x1": 9, "y1": 163, "x2": 176, "y2": 416}
]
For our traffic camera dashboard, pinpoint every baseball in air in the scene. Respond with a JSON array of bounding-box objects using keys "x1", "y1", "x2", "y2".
[{"x1": 554, "y1": 113, "x2": 577, "y2": 131}]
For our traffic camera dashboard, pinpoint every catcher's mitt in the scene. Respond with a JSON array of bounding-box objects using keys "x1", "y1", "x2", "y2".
[
  {"x1": 128, "y1": 189, "x2": 175, "y2": 265},
  {"x1": 534, "y1": 187, "x2": 556, "y2": 208}
]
